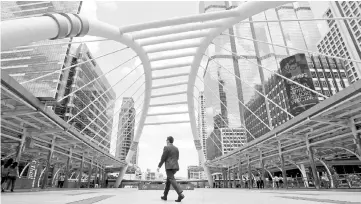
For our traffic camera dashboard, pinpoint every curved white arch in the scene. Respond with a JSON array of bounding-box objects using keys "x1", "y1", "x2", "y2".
[
  {"x1": 187, "y1": 1, "x2": 290, "y2": 187},
  {"x1": 1, "y1": 15, "x2": 152, "y2": 187}
]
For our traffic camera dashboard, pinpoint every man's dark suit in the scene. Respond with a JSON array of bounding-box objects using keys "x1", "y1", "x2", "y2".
[{"x1": 158, "y1": 144, "x2": 182, "y2": 196}]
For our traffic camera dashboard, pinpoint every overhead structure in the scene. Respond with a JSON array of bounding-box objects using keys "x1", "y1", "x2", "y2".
[{"x1": 1, "y1": 1, "x2": 361, "y2": 189}]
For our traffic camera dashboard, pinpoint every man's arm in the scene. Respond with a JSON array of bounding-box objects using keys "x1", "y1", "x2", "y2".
[{"x1": 158, "y1": 146, "x2": 168, "y2": 168}]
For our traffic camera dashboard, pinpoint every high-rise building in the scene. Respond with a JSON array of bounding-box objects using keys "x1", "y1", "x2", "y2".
[
  {"x1": 219, "y1": 128, "x2": 247, "y2": 155},
  {"x1": 54, "y1": 44, "x2": 116, "y2": 152},
  {"x1": 317, "y1": 1, "x2": 361, "y2": 83},
  {"x1": 115, "y1": 97, "x2": 137, "y2": 164},
  {"x1": 200, "y1": 1, "x2": 323, "y2": 143},
  {"x1": 1, "y1": 1, "x2": 82, "y2": 98},
  {"x1": 244, "y1": 53, "x2": 349, "y2": 139},
  {"x1": 197, "y1": 91, "x2": 207, "y2": 164}
]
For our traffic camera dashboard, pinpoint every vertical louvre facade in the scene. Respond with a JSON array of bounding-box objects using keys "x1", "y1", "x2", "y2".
[{"x1": 56, "y1": 44, "x2": 115, "y2": 152}]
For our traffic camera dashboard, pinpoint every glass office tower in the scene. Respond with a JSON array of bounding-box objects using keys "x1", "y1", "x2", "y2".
[{"x1": 1, "y1": 1, "x2": 82, "y2": 98}]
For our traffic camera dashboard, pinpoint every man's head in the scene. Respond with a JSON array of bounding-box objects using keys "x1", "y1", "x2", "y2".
[{"x1": 166, "y1": 136, "x2": 174, "y2": 145}]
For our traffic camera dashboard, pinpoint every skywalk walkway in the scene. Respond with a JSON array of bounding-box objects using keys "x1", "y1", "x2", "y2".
[{"x1": 1, "y1": 188, "x2": 361, "y2": 204}]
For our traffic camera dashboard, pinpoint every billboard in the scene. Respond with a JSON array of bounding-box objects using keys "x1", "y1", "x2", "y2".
[{"x1": 280, "y1": 54, "x2": 319, "y2": 116}]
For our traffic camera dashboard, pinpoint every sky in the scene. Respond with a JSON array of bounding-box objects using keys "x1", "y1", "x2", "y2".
[{"x1": 78, "y1": 1, "x2": 330, "y2": 178}]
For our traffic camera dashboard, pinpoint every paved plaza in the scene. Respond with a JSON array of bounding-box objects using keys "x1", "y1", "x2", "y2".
[{"x1": 1, "y1": 188, "x2": 361, "y2": 204}]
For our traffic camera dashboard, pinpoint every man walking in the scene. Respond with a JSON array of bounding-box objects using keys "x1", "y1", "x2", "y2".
[{"x1": 157, "y1": 136, "x2": 185, "y2": 202}]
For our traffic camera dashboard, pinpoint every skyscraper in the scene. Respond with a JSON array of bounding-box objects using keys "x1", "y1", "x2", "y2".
[
  {"x1": 197, "y1": 91, "x2": 207, "y2": 164},
  {"x1": 116, "y1": 97, "x2": 137, "y2": 164},
  {"x1": 1, "y1": 1, "x2": 82, "y2": 98},
  {"x1": 200, "y1": 1, "x2": 323, "y2": 143},
  {"x1": 53, "y1": 44, "x2": 116, "y2": 152},
  {"x1": 317, "y1": 1, "x2": 361, "y2": 83}
]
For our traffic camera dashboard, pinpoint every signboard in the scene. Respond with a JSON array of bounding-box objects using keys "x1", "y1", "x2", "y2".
[{"x1": 280, "y1": 54, "x2": 319, "y2": 116}]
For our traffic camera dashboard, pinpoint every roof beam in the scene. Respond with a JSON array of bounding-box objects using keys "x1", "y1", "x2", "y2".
[
  {"x1": 149, "y1": 50, "x2": 196, "y2": 62},
  {"x1": 149, "y1": 101, "x2": 188, "y2": 107},
  {"x1": 138, "y1": 30, "x2": 208, "y2": 46},
  {"x1": 152, "y1": 81, "x2": 188, "y2": 89},
  {"x1": 151, "y1": 91, "x2": 187, "y2": 98}
]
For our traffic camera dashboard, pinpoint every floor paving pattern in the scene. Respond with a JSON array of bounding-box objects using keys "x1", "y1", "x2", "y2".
[{"x1": 1, "y1": 188, "x2": 361, "y2": 204}]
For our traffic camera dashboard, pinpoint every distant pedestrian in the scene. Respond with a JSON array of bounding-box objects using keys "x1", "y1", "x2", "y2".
[
  {"x1": 1, "y1": 159, "x2": 13, "y2": 192},
  {"x1": 58, "y1": 173, "x2": 65, "y2": 188},
  {"x1": 274, "y1": 176, "x2": 279, "y2": 189},
  {"x1": 6, "y1": 162, "x2": 19, "y2": 192}
]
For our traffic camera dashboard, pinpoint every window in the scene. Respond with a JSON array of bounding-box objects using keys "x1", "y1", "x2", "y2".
[
  {"x1": 340, "y1": 72, "x2": 346, "y2": 78},
  {"x1": 325, "y1": 72, "x2": 332, "y2": 78},
  {"x1": 311, "y1": 71, "x2": 317, "y2": 78},
  {"x1": 356, "y1": 30, "x2": 360, "y2": 37},
  {"x1": 318, "y1": 72, "x2": 325, "y2": 78},
  {"x1": 333, "y1": 72, "x2": 340, "y2": 78},
  {"x1": 321, "y1": 81, "x2": 327, "y2": 87},
  {"x1": 314, "y1": 81, "x2": 320, "y2": 87},
  {"x1": 324, "y1": 90, "x2": 331, "y2": 97}
]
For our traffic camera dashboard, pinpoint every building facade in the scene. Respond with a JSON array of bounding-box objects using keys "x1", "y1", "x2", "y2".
[
  {"x1": 54, "y1": 44, "x2": 116, "y2": 152},
  {"x1": 187, "y1": 166, "x2": 206, "y2": 180},
  {"x1": 200, "y1": 1, "x2": 323, "y2": 147},
  {"x1": 317, "y1": 1, "x2": 361, "y2": 83},
  {"x1": 1, "y1": 1, "x2": 82, "y2": 98},
  {"x1": 115, "y1": 97, "x2": 138, "y2": 164},
  {"x1": 197, "y1": 91, "x2": 208, "y2": 164},
  {"x1": 244, "y1": 53, "x2": 349, "y2": 139}
]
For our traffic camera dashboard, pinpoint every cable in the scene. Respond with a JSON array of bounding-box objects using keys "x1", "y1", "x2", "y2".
[
  {"x1": 19, "y1": 47, "x2": 129, "y2": 84},
  {"x1": 212, "y1": 43, "x2": 328, "y2": 99}
]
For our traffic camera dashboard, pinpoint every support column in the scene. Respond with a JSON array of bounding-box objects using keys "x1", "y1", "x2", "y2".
[
  {"x1": 259, "y1": 150, "x2": 265, "y2": 188},
  {"x1": 277, "y1": 138, "x2": 288, "y2": 189},
  {"x1": 233, "y1": 169, "x2": 237, "y2": 188},
  {"x1": 306, "y1": 132, "x2": 320, "y2": 189},
  {"x1": 247, "y1": 155, "x2": 252, "y2": 189},
  {"x1": 238, "y1": 161, "x2": 243, "y2": 188},
  {"x1": 41, "y1": 151, "x2": 53, "y2": 189},
  {"x1": 317, "y1": 158, "x2": 335, "y2": 188},
  {"x1": 280, "y1": 154, "x2": 288, "y2": 189},
  {"x1": 94, "y1": 165, "x2": 99, "y2": 187},
  {"x1": 350, "y1": 118, "x2": 361, "y2": 158},
  {"x1": 227, "y1": 167, "x2": 231, "y2": 188},
  {"x1": 41, "y1": 137, "x2": 55, "y2": 189},
  {"x1": 64, "y1": 149, "x2": 72, "y2": 188},
  {"x1": 299, "y1": 164, "x2": 309, "y2": 188},
  {"x1": 77, "y1": 155, "x2": 84, "y2": 188},
  {"x1": 115, "y1": 165, "x2": 127, "y2": 188},
  {"x1": 87, "y1": 160, "x2": 93, "y2": 188}
]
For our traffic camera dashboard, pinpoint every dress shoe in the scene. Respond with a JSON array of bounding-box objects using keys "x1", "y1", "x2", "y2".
[
  {"x1": 175, "y1": 193, "x2": 185, "y2": 202},
  {"x1": 161, "y1": 196, "x2": 167, "y2": 201}
]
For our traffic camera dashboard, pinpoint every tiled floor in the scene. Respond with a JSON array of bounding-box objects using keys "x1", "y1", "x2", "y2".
[{"x1": 1, "y1": 188, "x2": 361, "y2": 204}]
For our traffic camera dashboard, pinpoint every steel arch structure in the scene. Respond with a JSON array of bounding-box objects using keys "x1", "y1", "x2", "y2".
[{"x1": 7, "y1": 1, "x2": 359, "y2": 189}]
